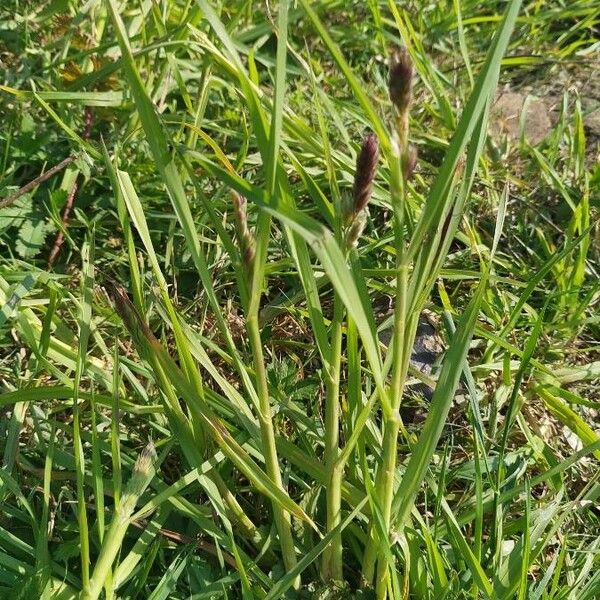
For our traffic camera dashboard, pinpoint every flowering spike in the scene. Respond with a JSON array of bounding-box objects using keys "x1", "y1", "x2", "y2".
[
  {"x1": 346, "y1": 210, "x2": 367, "y2": 248},
  {"x1": 119, "y1": 441, "x2": 157, "y2": 518},
  {"x1": 352, "y1": 133, "x2": 379, "y2": 218},
  {"x1": 231, "y1": 190, "x2": 255, "y2": 270},
  {"x1": 389, "y1": 48, "x2": 413, "y2": 113},
  {"x1": 108, "y1": 282, "x2": 157, "y2": 347}
]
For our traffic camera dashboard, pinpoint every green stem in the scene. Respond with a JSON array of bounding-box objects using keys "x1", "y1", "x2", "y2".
[
  {"x1": 73, "y1": 403, "x2": 91, "y2": 596},
  {"x1": 247, "y1": 315, "x2": 299, "y2": 584},
  {"x1": 322, "y1": 294, "x2": 344, "y2": 581},
  {"x1": 361, "y1": 118, "x2": 413, "y2": 597},
  {"x1": 84, "y1": 516, "x2": 129, "y2": 600},
  {"x1": 85, "y1": 443, "x2": 156, "y2": 600},
  {"x1": 375, "y1": 419, "x2": 401, "y2": 597}
]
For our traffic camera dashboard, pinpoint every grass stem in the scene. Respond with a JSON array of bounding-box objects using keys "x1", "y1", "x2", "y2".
[
  {"x1": 322, "y1": 294, "x2": 344, "y2": 581},
  {"x1": 247, "y1": 315, "x2": 299, "y2": 585}
]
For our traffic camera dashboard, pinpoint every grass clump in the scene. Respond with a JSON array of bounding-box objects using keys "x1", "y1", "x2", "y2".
[{"x1": 0, "y1": 1, "x2": 599, "y2": 599}]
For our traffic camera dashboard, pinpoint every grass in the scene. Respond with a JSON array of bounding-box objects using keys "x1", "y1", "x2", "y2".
[{"x1": 1, "y1": 0, "x2": 599, "y2": 598}]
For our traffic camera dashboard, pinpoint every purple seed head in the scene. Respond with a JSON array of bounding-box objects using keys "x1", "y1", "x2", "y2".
[
  {"x1": 352, "y1": 133, "x2": 379, "y2": 216},
  {"x1": 389, "y1": 48, "x2": 413, "y2": 112}
]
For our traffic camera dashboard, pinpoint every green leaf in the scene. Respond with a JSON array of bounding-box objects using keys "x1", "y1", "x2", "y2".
[
  {"x1": 536, "y1": 386, "x2": 600, "y2": 460},
  {"x1": 0, "y1": 195, "x2": 32, "y2": 232},
  {"x1": 16, "y1": 218, "x2": 52, "y2": 259}
]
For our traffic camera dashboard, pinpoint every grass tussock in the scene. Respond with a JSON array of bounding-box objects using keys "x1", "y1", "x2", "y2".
[{"x1": 0, "y1": 0, "x2": 599, "y2": 599}]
